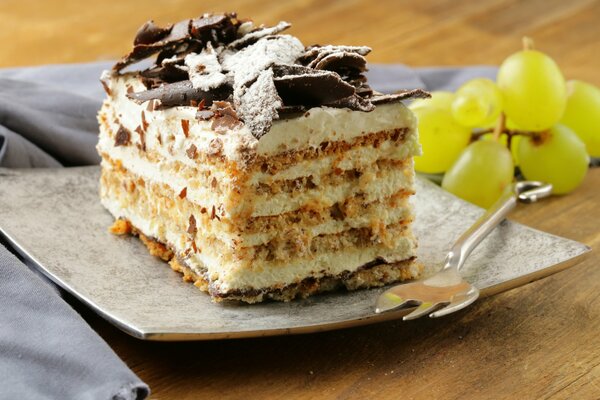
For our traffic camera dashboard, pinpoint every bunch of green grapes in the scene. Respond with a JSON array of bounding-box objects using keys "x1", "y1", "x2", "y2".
[{"x1": 410, "y1": 38, "x2": 597, "y2": 208}]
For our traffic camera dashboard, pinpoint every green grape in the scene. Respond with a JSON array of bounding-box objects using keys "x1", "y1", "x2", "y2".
[
  {"x1": 412, "y1": 106, "x2": 472, "y2": 174},
  {"x1": 442, "y1": 140, "x2": 514, "y2": 208},
  {"x1": 518, "y1": 124, "x2": 589, "y2": 194},
  {"x1": 410, "y1": 91, "x2": 455, "y2": 111},
  {"x1": 497, "y1": 49, "x2": 567, "y2": 131},
  {"x1": 560, "y1": 80, "x2": 600, "y2": 157},
  {"x1": 452, "y1": 78, "x2": 503, "y2": 127},
  {"x1": 481, "y1": 132, "x2": 521, "y2": 165}
]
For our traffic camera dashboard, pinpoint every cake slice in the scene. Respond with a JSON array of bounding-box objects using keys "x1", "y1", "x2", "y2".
[{"x1": 97, "y1": 13, "x2": 428, "y2": 303}]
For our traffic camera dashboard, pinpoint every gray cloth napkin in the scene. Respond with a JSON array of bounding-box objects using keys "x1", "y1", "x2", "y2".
[{"x1": 0, "y1": 61, "x2": 496, "y2": 400}]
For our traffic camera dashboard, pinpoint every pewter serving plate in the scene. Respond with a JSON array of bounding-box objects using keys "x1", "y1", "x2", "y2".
[{"x1": 0, "y1": 167, "x2": 590, "y2": 341}]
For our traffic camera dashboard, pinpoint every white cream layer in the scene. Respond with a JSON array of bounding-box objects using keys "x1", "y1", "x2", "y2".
[{"x1": 102, "y1": 194, "x2": 416, "y2": 292}]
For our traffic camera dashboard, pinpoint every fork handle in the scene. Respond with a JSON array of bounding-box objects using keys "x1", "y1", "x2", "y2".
[{"x1": 444, "y1": 181, "x2": 552, "y2": 271}]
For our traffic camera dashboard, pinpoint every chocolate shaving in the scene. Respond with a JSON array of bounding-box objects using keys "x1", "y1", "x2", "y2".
[
  {"x1": 128, "y1": 80, "x2": 232, "y2": 107},
  {"x1": 141, "y1": 111, "x2": 149, "y2": 131},
  {"x1": 186, "y1": 144, "x2": 197, "y2": 159},
  {"x1": 326, "y1": 94, "x2": 374, "y2": 112},
  {"x1": 300, "y1": 45, "x2": 371, "y2": 67},
  {"x1": 134, "y1": 125, "x2": 146, "y2": 151},
  {"x1": 313, "y1": 52, "x2": 367, "y2": 72},
  {"x1": 114, "y1": 125, "x2": 131, "y2": 146},
  {"x1": 114, "y1": 14, "x2": 238, "y2": 72},
  {"x1": 134, "y1": 20, "x2": 172, "y2": 45},
  {"x1": 110, "y1": 13, "x2": 427, "y2": 140},
  {"x1": 370, "y1": 89, "x2": 431, "y2": 105},
  {"x1": 187, "y1": 214, "x2": 197, "y2": 235},
  {"x1": 227, "y1": 21, "x2": 291, "y2": 49},
  {"x1": 207, "y1": 138, "x2": 223, "y2": 155},
  {"x1": 100, "y1": 70, "x2": 111, "y2": 95},
  {"x1": 236, "y1": 68, "x2": 281, "y2": 137},
  {"x1": 274, "y1": 70, "x2": 356, "y2": 106},
  {"x1": 211, "y1": 114, "x2": 242, "y2": 133},
  {"x1": 196, "y1": 110, "x2": 215, "y2": 120},
  {"x1": 190, "y1": 14, "x2": 237, "y2": 44},
  {"x1": 181, "y1": 120, "x2": 190, "y2": 137},
  {"x1": 139, "y1": 63, "x2": 189, "y2": 84},
  {"x1": 179, "y1": 187, "x2": 187, "y2": 199}
]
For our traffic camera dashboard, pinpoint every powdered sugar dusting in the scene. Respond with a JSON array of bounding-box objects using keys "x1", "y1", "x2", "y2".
[
  {"x1": 237, "y1": 69, "x2": 282, "y2": 138},
  {"x1": 185, "y1": 43, "x2": 228, "y2": 90},
  {"x1": 221, "y1": 34, "x2": 304, "y2": 89}
]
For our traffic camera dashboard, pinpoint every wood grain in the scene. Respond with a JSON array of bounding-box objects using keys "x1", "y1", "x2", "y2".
[{"x1": 5, "y1": 0, "x2": 600, "y2": 398}]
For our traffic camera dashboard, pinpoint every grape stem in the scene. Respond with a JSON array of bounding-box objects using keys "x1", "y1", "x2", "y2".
[
  {"x1": 471, "y1": 125, "x2": 538, "y2": 152},
  {"x1": 522, "y1": 36, "x2": 535, "y2": 51},
  {"x1": 492, "y1": 113, "x2": 506, "y2": 142}
]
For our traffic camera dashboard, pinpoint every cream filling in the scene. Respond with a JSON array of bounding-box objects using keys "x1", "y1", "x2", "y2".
[
  {"x1": 251, "y1": 160, "x2": 415, "y2": 217},
  {"x1": 238, "y1": 198, "x2": 413, "y2": 247},
  {"x1": 258, "y1": 102, "x2": 418, "y2": 156},
  {"x1": 249, "y1": 132, "x2": 420, "y2": 185},
  {"x1": 102, "y1": 195, "x2": 417, "y2": 293},
  {"x1": 101, "y1": 158, "x2": 414, "y2": 248},
  {"x1": 193, "y1": 233, "x2": 417, "y2": 293}
]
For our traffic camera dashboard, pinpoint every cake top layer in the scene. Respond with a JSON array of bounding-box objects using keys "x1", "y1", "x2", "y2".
[{"x1": 107, "y1": 12, "x2": 428, "y2": 139}]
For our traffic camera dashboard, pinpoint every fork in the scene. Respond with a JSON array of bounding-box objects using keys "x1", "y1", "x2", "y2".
[{"x1": 374, "y1": 180, "x2": 553, "y2": 320}]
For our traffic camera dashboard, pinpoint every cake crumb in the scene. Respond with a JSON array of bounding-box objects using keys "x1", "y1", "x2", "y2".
[{"x1": 109, "y1": 219, "x2": 132, "y2": 235}]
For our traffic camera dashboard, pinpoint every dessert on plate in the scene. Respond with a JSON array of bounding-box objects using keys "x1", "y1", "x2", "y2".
[{"x1": 97, "y1": 13, "x2": 428, "y2": 303}]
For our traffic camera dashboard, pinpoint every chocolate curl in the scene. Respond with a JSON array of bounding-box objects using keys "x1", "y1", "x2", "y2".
[
  {"x1": 370, "y1": 89, "x2": 431, "y2": 105},
  {"x1": 128, "y1": 80, "x2": 232, "y2": 107},
  {"x1": 273, "y1": 70, "x2": 357, "y2": 106},
  {"x1": 114, "y1": 14, "x2": 239, "y2": 72},
  {"x1": 227, "y1": 21, "x2": 291, "y2": 49}
]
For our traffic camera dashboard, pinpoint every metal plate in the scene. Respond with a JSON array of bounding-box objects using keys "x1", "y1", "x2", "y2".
[{"x1": 0, "y1": 167, "x2": 590, "y2": 341}]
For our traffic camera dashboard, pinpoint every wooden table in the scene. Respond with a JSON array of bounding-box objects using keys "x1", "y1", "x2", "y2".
[{"x1": 4, "y1": 0, "x2": 600, "y2": 398}]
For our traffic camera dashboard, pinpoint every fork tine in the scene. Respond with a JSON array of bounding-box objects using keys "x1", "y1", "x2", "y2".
[
  {"x1": 374, "y1": 291, "x2": 411, "y2": 314},
  {"x1": 403, "y1": 302, "x2": 442, "y2": 321},
  {"x1": 429, "y1": 288, "x2": 479, "y2": 318}
]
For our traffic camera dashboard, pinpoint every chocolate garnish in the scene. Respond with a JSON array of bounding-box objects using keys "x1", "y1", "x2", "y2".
[
  {"x1": 326, "y1": 94, "x2": 374, "y2": 112},
  {"x1": 141, "y1": 111, "x2": 149, "y2": 131},
  {"x1": 128, "y1": 80, "x2": 232, "y2": 107},
  {"x1": 300, "y1": 45, "x2": 371, "y2": 67},
  {"x1": 187, "y1": 214, "x2": 197, "y2": 235},
  {"x1": 181, "y1": 120, "x2": 190, "y2": 137},
  {"x1": 179, "y1": 187, "x2": 187, "y2": 199},
  {"x1": 212, "y1": 100, "x2": 239, "y2": 118},
  {"x1": 100, "y1": 70, "x2": 111, "y2": 95},
  {"x1": 370, "y1": 89, "x2": 431, "y2": 105},
  {"x1": 114, "y1": 14, "x2": 238, "y2": 72},
  {"x1": 227, "y1": 21, "x2": 291, "y2": 49},
  {"x1": 186, "y1": 144, "x2": 197, "y2": 159},
  {"x1": 134, "y1": 125, "x2": 146, "y2": 151},
  {"x1": 196, "y1": 110, "x2": 215, "y2": 120},
  {"x1": 190, "y1": 14, "x2": 237, "y2": 44},
  {"x1": 313, "y1": 52, "x2": 367, "y2": 72},
  {"x1": 236, "y1": 68, "x2": 281, "y2": 138},
  {"x1": 207, "y1": 138, "x2": 223, "y2": 156},
  {"x1": 114, "y1": 125, "x2": 131, "y2": 146},
  {"x1": 211, "y1": 114, "x2": 242, "y2": 133},
  {"x1": 134, "y1": 20, "x2": 172, "y2": 46},
  {"x1": 110, "y1": 14, "x2": 428, "y2": 140},
  {"x1": 274, "y1": 70, "x2": 356, "y2": 106},
  {"x1": 140, "y1": 63, "x2": 189, "y2": 84}
]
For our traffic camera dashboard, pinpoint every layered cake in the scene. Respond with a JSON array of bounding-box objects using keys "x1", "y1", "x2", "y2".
[{"x1": 97, "y1": 13, "x2": 428, "y2": 303}]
